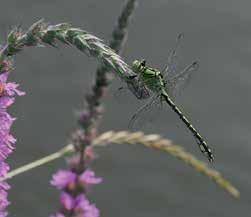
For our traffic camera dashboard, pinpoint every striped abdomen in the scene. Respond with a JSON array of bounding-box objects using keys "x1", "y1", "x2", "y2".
[{"x1": 161, "y1": 92, "x2": 214, "y2": 162}]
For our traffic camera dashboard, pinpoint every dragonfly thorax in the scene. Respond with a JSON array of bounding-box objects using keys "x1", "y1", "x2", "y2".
[
  {"x1": 132, "y1": 60, "x2": 166, "y2": 93},
  {"x1": 131, "y1": 59, "x2": 166, "y2": 94}
]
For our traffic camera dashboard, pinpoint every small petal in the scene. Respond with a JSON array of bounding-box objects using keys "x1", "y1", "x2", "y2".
[
  {"x1": 0, "y1": 189, "x2": 10, "y2": 210},
  {"x1": 0, "y1": 182, "x2": 10, "y2": 191},
  {"x1": 0, "y1": 112, "x2": 15, "y2": 135},
  {"x1": 66, "y1": 154, "x2": 80, "y2": 169},
  {"x1": 84, "y1": 146, "x2": 97, "y2": 162},
  {"x1": 0, "y1": 211, "x2": 8, "y2": 217},
  {"x1": 0, "y1": 97, "x2": 14, "y2": 109},
  {"x1": 74, "y1": 194, "x2": 100, "y2": 217},
  {"x1": 0, "y1": 162, "x2": 10, "y2": 177},
  {"x1": 79, "y1": 169, "x2": 102, "y2": 186},
  {"x1": 60, "y1": 192, "x2": 74, "y2": 210},
  {"x1": 0, "y1": 73, "x2": 8, "y2": 83},
  {"x1": 84, "y1": 204, "x2": 100, "y2": 217},
  {"x1": 0, "y1": 134, "x2": 16, "y2": 161},
  {"x1": 74, "y1": 194, "x2": 90, "y2": 211},
  {"x1": 4, "y1": 83, "x2": 25, "y2": 97},
  {"x1": 50, "y1": 170, "x2": 76, "y2": 190}
]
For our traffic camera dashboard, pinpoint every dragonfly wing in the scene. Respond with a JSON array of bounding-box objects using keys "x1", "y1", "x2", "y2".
[
  {"x1": 161, "y1": 33, "x2": 199, "y2": 97},
  {"x1": 128, "y1": 94, "x2": 160, "y2": 130},
  {"x1": 166, "y1": 61, "x2": 199, "y2": 98},
  {"x1": 113, "y1": 85, "x2": 131, "y2": 103},
  {"x1": 126, "y1": 77, "x2": 151, "y2": 99},
  {"x1": 162, "y1": 33, "x2": 184, "y2": 78}
]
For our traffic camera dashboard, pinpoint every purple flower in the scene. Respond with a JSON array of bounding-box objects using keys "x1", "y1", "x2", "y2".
[
  {"x1": 84, "y1": 146, "x2": 96, "y2": 163},
  {"x1": 0, "y1": 112, "x2": 15, "y2": 136},
  {"x1": 51, "y1": 167, "x2": 101, "y2": 217},
  {"x1": 66, "y1": 154, "x2": 81, "y2": 169},
  {"x1": 0, "y1": 59, "x2": 12, "y2": 73},
  {"x1": 74, "y1": 194, "x2": 99, "y2": 217},
  {"x1": 0, "y1": 182, "x2": 10, "y2": 192},
  {"x1": 4, "y1": 82, "x2": 25, "y2": 97},
  {"x1": 50, "y1": 170, "x2": 77, "y2": 190},
  {"x1": 60, "y1": 192, "x2": 75, "y2": 210},
  {"x1": 0, "y1": 97, "x2": 14, "y2": 109},
  {"x1": 0, "y1": 189, "x2": 9, "y2": 210},
  {"x1": 0, "y1": 72, "x2": 25, "y2": 98},
  {"x1": 67, "y1": 148, "x2": 96, "y2": 170},
  {"x1": 54, "y1": 193, "x2": 100, "y2": 217},
  {"x1": 0, "y1": 185, "x2": 10, "y2": 217},
  {"x1": 0, "y1": 163, "x2": 9, "y2": 177},
  {"x1": 0, "y1": 211, "x2": 7, "y2": 217},
  {"x1": 83, "y1": 204, "x2": 100, "y2": 217},
  {"x1": 0, "y1": 134, "x2": 16, "y2": 161},
  {"x1": 0, "y1": 73, "x2": 8, "y2": 84},
  {"x1": 51, "y1": 133, "x2": 101, "y2": 217},
  {"x1": 79, "y1": 169, "x2": 102, "y2": 186}
]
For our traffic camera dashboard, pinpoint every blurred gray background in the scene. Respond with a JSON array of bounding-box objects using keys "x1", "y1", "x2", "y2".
[{"x1": 0, "y1": 0, "x2": 250, "y2": 216}]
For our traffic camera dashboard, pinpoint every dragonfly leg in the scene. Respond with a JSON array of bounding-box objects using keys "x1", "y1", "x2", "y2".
[{"x1": 128, "y1": 75, "x2": 137, "y2": 79}]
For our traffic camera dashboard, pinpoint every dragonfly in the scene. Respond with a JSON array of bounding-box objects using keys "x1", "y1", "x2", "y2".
[{"x1": 126, "y1": 34, "x2": 214, "y2": 162}]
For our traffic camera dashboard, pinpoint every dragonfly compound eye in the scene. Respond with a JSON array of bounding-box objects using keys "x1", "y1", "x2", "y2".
[{"x1": 132, "y1": 59, "x2": 142, "y2": 73}]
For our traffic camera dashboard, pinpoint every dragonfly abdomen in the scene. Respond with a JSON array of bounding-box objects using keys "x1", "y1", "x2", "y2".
[{"x1": 161, "y1": 92, "x2": 214, "y2": 162}]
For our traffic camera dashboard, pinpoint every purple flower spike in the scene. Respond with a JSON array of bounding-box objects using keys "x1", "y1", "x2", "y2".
[
  {"x1": 0, "y1": 62, "x2": 24, "y2": 216},
  {"x1": 50, "y1": 170, "x2": 77, "y2": 190},
  {"x1": 51, "y1": 163, "x2": 102, "y2": 217}
]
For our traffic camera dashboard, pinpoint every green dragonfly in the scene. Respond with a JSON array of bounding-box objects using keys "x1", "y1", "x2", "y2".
[{"x1": 127, "y1": 35, "x2": 214, "y2": 162}]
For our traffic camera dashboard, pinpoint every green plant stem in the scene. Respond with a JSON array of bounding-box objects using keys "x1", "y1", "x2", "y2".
[
  {"x1": 0, "y1": 19, "x2": 148, "y2": 98},
  {"x1": 1, "y1": 131, "x2": 240, "y2": 198},
  {"x1": 0, "y1": 144, "x2": 74, "y2": 182}
]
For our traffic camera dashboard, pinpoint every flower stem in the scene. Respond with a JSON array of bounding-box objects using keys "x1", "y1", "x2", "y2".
[
  {"x1": 0, "y1": 144, "x2": 74, "y2": 182},
  {"x1": 1, "y1": 131, "x2": 240, "y2": 198}
]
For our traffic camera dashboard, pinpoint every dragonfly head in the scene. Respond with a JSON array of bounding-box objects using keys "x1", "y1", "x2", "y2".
[{"x1": 132, "y1": 59, "x2": 145, "y2": 73}]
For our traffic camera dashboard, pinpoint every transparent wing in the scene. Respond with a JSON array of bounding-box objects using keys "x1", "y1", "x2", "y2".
[
  {"x1": 162, "y1": 33, "x2": 184, "y2": 78},
  {"x1": 165, "y1": 61, "x2": 199, "y2": 98},
  {"x1": 161, "y1": 34, "x2": 199, "y2": 98},
  {"x1": 114, "y1": 75, "x2": 151, "y2": 102},
  {"x1": 113, "y1": 86, "x2": 130, "y2": 103},
  {"x1": 127, "y1": 76, "x2": 151, "y2": 100},
  {"x1": 128, "y1": 94, "x2": 161, "y2": 130}
]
